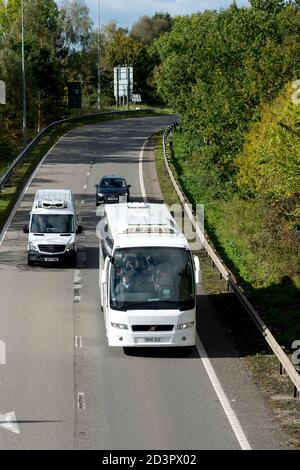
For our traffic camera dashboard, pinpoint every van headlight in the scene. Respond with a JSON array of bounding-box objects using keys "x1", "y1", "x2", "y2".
[
  {"x1": 111, "y1": 323, "x2": 128, "y2": 330},
  {"x1": 177, "y1": 321, "x2": 195, "y2": 330},
  {"x1": 66, "y1": 243, "x2": 75, "y2": 252},
  {"x1": 97, "y1": 193, "x2": 104, "y2": 197},
  {"x1": 29, "y1": 242, "x2": 38, "y2": 252}
]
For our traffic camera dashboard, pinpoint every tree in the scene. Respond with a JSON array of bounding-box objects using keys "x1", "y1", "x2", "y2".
[
  {"x1": 130, "y1": 12, "x2": 173, "y2": 45},
  {"x1": 250, "y1": 0, "x2": 286, "y2": 13}
]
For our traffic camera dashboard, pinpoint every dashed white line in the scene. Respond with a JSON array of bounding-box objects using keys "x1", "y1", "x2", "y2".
[
  {"x1": 75, "y1": 336, "x2": 82, "y2": 348},
  {"x1": 77, "y1": 393, "x2": 86, "y2": 410}
]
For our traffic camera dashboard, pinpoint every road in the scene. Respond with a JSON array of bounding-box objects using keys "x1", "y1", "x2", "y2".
[{"x1": 0, "y1": 115, "x2": 288, "y2": 449}]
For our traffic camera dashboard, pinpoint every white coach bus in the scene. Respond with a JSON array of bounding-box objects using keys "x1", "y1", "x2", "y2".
[{"x1": 99, "y1": 203, "x2": 200, "y2": 347}]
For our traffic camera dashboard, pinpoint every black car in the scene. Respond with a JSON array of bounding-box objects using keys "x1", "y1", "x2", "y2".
[{"x1": 96, "y1": 176, "x2": 131, "y2": 205}]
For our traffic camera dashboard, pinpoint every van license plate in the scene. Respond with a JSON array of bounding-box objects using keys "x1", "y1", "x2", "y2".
[
  {"x1": 45, "y1": 258, "x2": 59, "y2": 262},
  {"x1": 145, "y1": 337, "x2": 161, "y2": 343}
]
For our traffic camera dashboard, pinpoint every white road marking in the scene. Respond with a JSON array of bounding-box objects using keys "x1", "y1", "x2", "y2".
[
  {"x1": 0, "y1": 411, "x2": 20, "y2": 434},
  {"x1": 0, "y1": 133, "x2": 69, "y2": 248},
  {"x1": 83, "y1": 185, "x2": 88, "y2": 191},
  {"x1": 139, "y1": 140, "x2": 148, "y2": 203},
  {"x1": 77, "y1": 393, "x2": 86, "y2": 410},
  {"x1": 196, "y1": 336, "x2": 251, "y2": 450},
  {"x1": 75, "y1": 336, "x2": 82, "y2": 348},
  {"x1": 139, "y1": 137, "x2": 252, "y2": 451}
]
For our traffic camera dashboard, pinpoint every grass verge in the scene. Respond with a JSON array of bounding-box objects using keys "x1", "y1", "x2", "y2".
[{"x1": 155, "y1": 129, "x2": 300, "y2": 449}]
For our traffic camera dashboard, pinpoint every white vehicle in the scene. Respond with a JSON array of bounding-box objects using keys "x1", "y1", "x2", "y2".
[
  {"x1": 99, "y1": 203, "x2": 200, "y2": 347},
  {"x1": 23, "y1": 189, "x2": 82, "y2": 266}
]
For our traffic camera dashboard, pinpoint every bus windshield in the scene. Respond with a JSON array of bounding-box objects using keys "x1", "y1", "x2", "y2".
[
  {"x1": 31, "y1": 214, "x2": 74, "y2": 234},
  {"x1": 110, "y1": 247, "x2": 195, "y2": 311}
]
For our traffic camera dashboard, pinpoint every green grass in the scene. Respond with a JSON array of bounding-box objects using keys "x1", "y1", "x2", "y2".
[
  {"x1": 169, "y1": 128, "x2": 300, "y2": 348},
  {"x1": 154, "y1": 133, "x2": 181, "y2": 206}
]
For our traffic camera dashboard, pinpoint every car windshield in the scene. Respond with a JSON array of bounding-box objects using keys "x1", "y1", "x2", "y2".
[
  {"x1": 31, "y1": 214, "x2": 74, "y2": 234},
  {"x1": 101, "y1": 178, "x2": 126, "y2": 189},
  {"x1": 110, "y1": 247, "x2": 195, "y2": 311}
]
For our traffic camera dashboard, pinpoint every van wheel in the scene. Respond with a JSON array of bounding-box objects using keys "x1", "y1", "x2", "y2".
[
  {"x1": 27, "y1": 257, "x2": 34, "y2": 266},
  {"x1": 69, "y1": 254, "x2": 77, "y2": 268}
]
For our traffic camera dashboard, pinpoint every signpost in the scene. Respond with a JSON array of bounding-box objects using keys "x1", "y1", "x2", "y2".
[
  {"x1": 114, "y1": 66, "x2": 133, "y2": 110},
  {"x1": 68, "y1": 82, "x2": 82, "y2": 109},
  {"x1": 0, "y1": 80, "x2": 6, "y2": 105}
]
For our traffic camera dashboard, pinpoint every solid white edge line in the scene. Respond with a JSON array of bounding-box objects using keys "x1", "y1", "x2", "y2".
[
  {"x1": 0, "y1": 132, "x2": 73, "y2": 248},
  {"x1": 196, "y1": 336, "x2": 251, "y2": 450},
  {"x1": 139, "y1": 140, "x2": 148, "y2": 202},
  {"x1": 139, "y1": 137, "x2": 252, "y2": 451}
]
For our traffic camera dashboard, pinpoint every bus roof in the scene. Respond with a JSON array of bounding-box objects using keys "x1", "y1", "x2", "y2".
[{"x1": 104, "y1": 203, "x2": 190, "y2": 249}]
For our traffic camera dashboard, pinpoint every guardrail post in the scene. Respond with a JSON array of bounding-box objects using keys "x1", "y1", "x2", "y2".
[
  {"x1": 279, "y1": 346, "x2": 286, "y2": 375},
  {"x1": 294, "y1": 367, "x2": 300, "y2": 399}
]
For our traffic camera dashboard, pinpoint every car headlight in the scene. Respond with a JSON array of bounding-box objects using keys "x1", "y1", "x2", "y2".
[
  {"x1": 111, "y1": 322, "x2": 128, "y2": 330},
  {"x1": 177, "y1": 321, "x2": 195, "y2": 330},
  {"x1": 66, "y1": 243, "x2": 75, "y2": 252},
  {"x1": 97, "y1": 193, "x2": 104, "y2": 197},
  {"x1": 29, "y1": 242, "x2": 38, "y2": 252}
]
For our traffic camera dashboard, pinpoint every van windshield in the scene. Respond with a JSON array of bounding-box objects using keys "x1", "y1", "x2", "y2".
[
  {"x1": 110, "y1": 247, "x2": 195, "y2": 311},
  {"x1": 31, "y1": 214, "x2": 74, "y2": 234}
]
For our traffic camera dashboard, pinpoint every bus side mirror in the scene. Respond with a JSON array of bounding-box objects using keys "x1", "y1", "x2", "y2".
[
  {"x1": 101, "y1": 257, "x2": 110, "y2": 284},
  {"x1": 194, "y1": 256, "x2": 200, "y2": 284},
  {"x1": 101, "y1": 270, "x2": 108, "y2": 284},
  {"x1": 76, "y1": 225, "x2": 83, "y2": 234},
  {"x1": 23, "y1": 224, "x2": 29, "y2": 234}
]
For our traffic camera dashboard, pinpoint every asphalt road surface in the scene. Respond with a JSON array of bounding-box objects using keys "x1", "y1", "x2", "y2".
[{"x1": 0, "y1": 116, "x2": 289, "y2": 449}]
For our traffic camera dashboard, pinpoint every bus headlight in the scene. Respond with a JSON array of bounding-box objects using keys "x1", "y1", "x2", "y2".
[
  {"x1": 177, "y1": 321, "x2": 195, "y2": 330},
  {"x1": 29, "y1": 242, "x2": 38, "y2": 252},
  {"x1": 111, "y1": 322, "x2": 129, "y2": 330}
]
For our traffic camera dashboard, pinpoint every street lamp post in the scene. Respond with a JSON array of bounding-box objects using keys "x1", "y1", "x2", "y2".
[
  {"x1": 21, "y1": 0, "x2": 27, "y2": 146},
  {"x1": 97, "y1": 0, "x2": 101, "y2": 110}
]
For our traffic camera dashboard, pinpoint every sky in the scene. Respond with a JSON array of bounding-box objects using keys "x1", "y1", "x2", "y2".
[{"x1": 85, "y1": 0, "x2": 250, "y2": 29}]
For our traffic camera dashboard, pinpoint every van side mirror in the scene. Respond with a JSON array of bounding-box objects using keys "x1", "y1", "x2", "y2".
[
  {"x1": 76, "y1": 225, "x2": 83, "y2": 234},
  {"x1": 128, "y1": 185, "x2": 132, "y2": 188},
  {"x1": 23, "y1": 224, "x2": 29, "y2": 234}
]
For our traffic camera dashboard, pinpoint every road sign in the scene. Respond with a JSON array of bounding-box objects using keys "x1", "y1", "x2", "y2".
[
  {"x1": 0, "y1": 80, "x2": 6, "y2": 105},
  {"x1": 114, "y1": 66, "x2": 133, "y2": 100},
  {"x1": 132, "y1": 94, "x2": 142, "y2": 103},
  {"x1": 68, "y1": 82, "x2": 82, "y2": 109}
]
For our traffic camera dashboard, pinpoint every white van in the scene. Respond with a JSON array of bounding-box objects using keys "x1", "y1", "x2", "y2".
[{"x1": 23, "y1": 189, "x2": 82, "y2": 266}]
